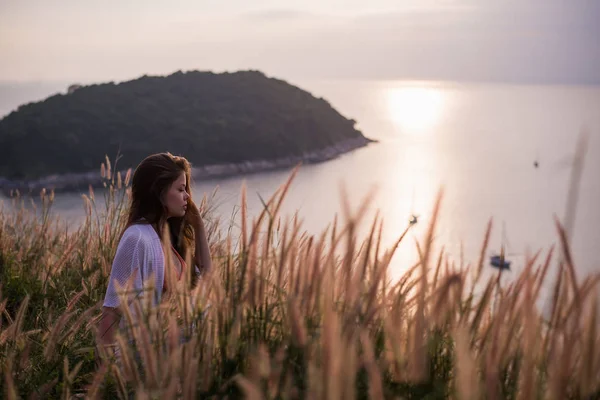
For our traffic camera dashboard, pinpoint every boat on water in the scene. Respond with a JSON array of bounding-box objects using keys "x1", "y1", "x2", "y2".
[
  {"x1": 490, "y1": 254, "x2": 511, "y2": 270},
  {"x1": 409, "y1": 214, "x2": 418, "y2": 225},
  {"x1": 490, "y1": 223, "x2": 512, "y2": 271}
]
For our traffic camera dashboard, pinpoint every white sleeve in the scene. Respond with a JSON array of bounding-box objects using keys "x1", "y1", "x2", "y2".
[{"x1": 103, "y1": 229, "x2": 146, "y2": 308}]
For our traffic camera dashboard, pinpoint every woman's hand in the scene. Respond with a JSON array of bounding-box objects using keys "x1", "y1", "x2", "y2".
[
  {"x1": 186, "y1": 199, "x2": 204, "y2": 229},
  {"x1": 187, "y1": 199, "x2": 213, "y2": 274}
]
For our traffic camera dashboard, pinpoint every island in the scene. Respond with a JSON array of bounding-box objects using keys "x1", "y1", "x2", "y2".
[{"x1": 0, "y1": 70, "x2": 374, "y2": 194}]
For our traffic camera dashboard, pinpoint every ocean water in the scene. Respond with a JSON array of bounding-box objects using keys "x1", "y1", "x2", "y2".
[{"x1": 2, "y1": 79, "x2": 600, "y2": 290}]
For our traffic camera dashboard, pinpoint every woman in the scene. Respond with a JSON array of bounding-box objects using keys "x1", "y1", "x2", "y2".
[{"x1": 98, "y1": 152, "x2": 212, "y2": 347}]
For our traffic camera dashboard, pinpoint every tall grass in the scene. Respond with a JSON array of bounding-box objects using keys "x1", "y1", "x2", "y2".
[{"x1": 1, "y1": 162, "x2": 599, "y2": 399}]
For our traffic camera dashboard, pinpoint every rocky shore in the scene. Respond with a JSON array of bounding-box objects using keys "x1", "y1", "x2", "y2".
[{"x1": 0, "y1": 136, "x2": 374, "y2": 196}]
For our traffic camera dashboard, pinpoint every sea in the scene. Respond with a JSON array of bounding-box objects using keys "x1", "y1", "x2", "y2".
[{"x1": 1, "y1": 79, "x2": 599, "y2": 300}]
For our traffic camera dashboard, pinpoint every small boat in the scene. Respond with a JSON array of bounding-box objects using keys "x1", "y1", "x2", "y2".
[
  {"x1": 490, "y1": 254, "x2": 511, "y2": 270},
  {"x1": 490, "y1": 222, "x2": 511, "y2": 271},
  {"x1": 409, "y1": 214, "x2": 418, "y2": 225}
]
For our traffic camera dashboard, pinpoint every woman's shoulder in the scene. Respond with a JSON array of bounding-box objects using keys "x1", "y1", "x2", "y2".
[{"x1": 120, "y1": 223, "x2": 160, "y2": 248}]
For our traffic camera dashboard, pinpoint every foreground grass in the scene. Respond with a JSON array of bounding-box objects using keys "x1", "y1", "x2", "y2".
[{"x1": 1, "y1": 164, "x2": 599, "y2": 399}]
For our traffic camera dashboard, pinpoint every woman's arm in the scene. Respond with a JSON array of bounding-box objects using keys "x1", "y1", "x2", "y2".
[
  {"x1": 193, "y1": 216, "x2": 212, "y2": 274},
  {"x1": 99, "y1": 228, "x2": 145, "y2": 346},
  {"x1": 98, "y1": 306, "x2": 121, "y2": 345},
  {"x1": 188, "y1": 201, "x2": 212, "y2": 274}
]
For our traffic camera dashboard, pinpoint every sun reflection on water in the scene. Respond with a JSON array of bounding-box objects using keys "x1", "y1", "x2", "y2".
[{"x1": 386, "y1": 85, "x2": 447, "y2": 134}]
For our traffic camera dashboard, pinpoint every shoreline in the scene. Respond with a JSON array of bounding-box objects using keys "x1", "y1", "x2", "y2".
[{"x1": 0, "y1": 136, "x2": 375, "y2": 195}]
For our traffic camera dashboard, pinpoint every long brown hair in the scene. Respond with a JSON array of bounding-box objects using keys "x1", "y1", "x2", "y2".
[{"x1": 125, "y1": 152, "x2": 197, "y2": 286}]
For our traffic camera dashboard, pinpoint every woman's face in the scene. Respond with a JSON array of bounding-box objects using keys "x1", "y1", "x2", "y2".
[{"x1": 164, "y1": 172, "x2": 190, "y2": 218}]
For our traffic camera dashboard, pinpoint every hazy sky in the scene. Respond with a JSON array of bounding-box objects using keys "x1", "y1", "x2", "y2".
[{"x1": 1, "y1": 0, "x2": 599, "y2": 84}]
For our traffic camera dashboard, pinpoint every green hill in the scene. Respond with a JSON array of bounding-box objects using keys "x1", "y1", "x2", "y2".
[{"x1": 0, "y1": 70, "x2": 371, "y2": 182}]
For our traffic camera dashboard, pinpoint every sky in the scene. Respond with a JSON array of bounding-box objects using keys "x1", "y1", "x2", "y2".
[{"x1": 0, "y1": 0, "x2": 599, "y2": 84}]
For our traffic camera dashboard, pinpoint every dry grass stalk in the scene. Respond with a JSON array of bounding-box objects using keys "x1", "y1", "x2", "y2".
[{"x1": 1, "y1": 165, "x2": 599, "y2": 399}]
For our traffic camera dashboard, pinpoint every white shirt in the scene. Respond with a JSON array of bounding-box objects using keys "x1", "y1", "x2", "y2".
[
  {"x1": 103, "y1": 223, "x2": 165, "y2": 310},
  {"x1": 103, "y1": 222, "x2": 203, "y2": 338}
]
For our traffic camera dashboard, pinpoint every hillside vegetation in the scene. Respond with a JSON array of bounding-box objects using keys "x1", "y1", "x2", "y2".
[{"x1": 0, "y1": 70, "x2": 369, "y2": 180}]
